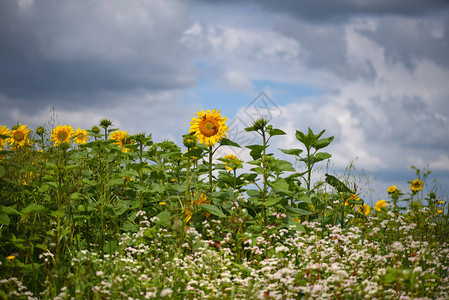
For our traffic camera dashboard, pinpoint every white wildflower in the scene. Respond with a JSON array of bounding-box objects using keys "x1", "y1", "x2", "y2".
[
  {"x1": 160, "y1": 288, "x2": 173, "y2": 297},
  {"x1": 392, "y1": 241, "x2": 404, "y2": 252}
]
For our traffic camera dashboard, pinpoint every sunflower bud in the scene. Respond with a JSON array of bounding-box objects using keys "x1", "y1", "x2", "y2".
[
  {"x1": 183, "y1": 133, "x2": 198, "y2": 149},
  {"x1": 35, "y1": 126, "x2": 45, "y2": 136},
  {"x1": 99, "y1": 119, "x2": 113, "y2": 129},
  {"x1": 90, "y1": 126, "x2": 100, "y2": 134},
  {"x1": 160, "y1": 140, "x2": 179, "y2": 152},
  {"x1": 252, "y1": 117, "x2": 269, "y2": 132},
  {"x1": 262, "y1": 154, "x2": 275, "y2": 167},
  {"x1": 134, "y1": 133, "x2": 147, "y2": 144}
]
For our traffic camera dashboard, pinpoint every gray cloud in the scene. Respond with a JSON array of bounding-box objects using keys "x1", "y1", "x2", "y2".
[
  {"x1": 0, "y1": 0, "x2": 195, "y2": 101},
  {"x1": 193, "y1": 0, "x2": 449, "y2": 80},
  {"x1": 346, "y1": 96, "x2": 449, "y2": 150},
  {"x1": 358, "y1": 16, "x2": 449, "y2": 70},
  {"x1": 273, "y1": 16, "x2": 377, "y2": 80},
  {"x1": 197, "y1": 0, "x2": 449, "y2": 23}
]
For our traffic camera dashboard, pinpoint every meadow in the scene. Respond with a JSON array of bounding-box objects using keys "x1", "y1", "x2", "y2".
[{"x1": 0, "y1": 109, "x2": 448, "y2": 299}]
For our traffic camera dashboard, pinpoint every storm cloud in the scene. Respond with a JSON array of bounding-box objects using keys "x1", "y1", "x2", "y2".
[{"x1": 0, "y1": 0, "x2": 195, "y2": 100}]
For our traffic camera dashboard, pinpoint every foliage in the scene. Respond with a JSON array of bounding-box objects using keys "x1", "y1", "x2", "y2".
[{"x1": 0, "y1": 118, "x2": 447, "y2": 299}]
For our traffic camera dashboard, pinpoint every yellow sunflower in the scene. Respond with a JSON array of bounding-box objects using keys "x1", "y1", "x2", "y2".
[
  {"x1": 387, "y1": 185, "x2": 398, "y2": 194},
  {"x1": 73, "y1": 128, "x2": 89, "y2": 145},
  {"x1": 9, "y1": 123, "x2": 31, "y2": 148},
  {"x1": 0, "y1": 125, "x2": 11, "y2": 150},
  {"x1": 51, "y1": 125, "x2": 74, "y2": 146},
  {"x1": 185, "y1": 193, "x2": 211, "y2": 223},
  {"x1": 374, "y1": 199, "x2": 387, "y2": 211},
  {"x1": 357, "y1": 203, "x2": 371, "y2": 215},
  {"x1": 345, "y1": 193, "x2": 360, "y2": 206},
  {"x1": 410, "y1": 179, "x2": 423, "y2": 192},
  {"x1": 189, "y1": 109, "x2": 228, "y2": 147},
  {"x1": 110, "y1": 129, "x2": 133, "y2": 152},
  {"x1": 222, "y1": 153, "x2": 243, "y2": 171},
  {"x1": 194, "y1": 193, "x2": 210, "y2": 206}
]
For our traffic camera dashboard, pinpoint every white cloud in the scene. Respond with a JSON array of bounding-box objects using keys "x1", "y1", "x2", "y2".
[
  {"x1": 5, "y1": 103, "x2": 103, "y2": 137},
  {"x1": 2, "y1": 90, "x2": 197, "y2": 144},
  {"x1": 408, "y1": 155, "x2": 449, "y2": 172},
  {"x1": 430, "y1": 156, "x2": 449, "y2": 171},
  {"x1": 182, "y1": 22, "x2": 300, "y2": 61},
  {"x1": 17, "y1": 0, "x2": 34, "y2": 9}
]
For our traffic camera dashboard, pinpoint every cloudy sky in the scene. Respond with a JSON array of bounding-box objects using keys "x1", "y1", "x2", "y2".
[{"x1": 1, "y1": 0, "x2": 449, "y2": 202}]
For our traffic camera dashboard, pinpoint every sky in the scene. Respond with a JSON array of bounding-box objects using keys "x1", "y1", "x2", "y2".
[{"x1": 1, "y1": 0, "x2": 449, "y2": 203}]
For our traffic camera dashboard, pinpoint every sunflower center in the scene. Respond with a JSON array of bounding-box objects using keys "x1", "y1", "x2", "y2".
[
  {"x1": 199, "y1": 117, "x2": 219, "y2": 137},
  {"x1": 13, "y1": 131, "x2": 24, "y2": 142},
  {"x1": 58, "y1": 131, "x2": 68, "y2": 141}
]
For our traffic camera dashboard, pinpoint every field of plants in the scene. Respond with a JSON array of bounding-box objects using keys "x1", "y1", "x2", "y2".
[{"x1": 0, "y1": 109, "x2": 448, "y2": 299}]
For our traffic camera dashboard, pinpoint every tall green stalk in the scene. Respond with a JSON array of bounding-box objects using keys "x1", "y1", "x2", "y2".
[
  {"x1": 261, "y1": 129, "x2": 268, "y2": 225},
  {"x1": 208, "y1": 146, "x2": 213, "y2": 191}
]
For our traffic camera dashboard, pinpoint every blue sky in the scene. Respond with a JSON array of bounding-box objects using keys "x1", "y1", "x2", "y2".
[{"x1": 1, "y1": 0, "x2": 449, "y2": 203}]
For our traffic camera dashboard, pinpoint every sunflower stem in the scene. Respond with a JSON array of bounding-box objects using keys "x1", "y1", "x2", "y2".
[
  {"x1": 209, "y1": 146, "x2": 213, "y2": 192},
  {"x1": 261, "y1": 129, "x2": 268, "y2": 226},
  {"x1": 185, "y1": 149, "x2": 191, "y2": 208}
]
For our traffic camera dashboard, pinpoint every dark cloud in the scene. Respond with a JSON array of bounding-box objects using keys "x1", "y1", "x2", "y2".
[
  {"x1": 197, "y1": 0, "x2": 449, "y2": 23},
  {"x1": 261, "y1": 0, "x2": 449, "y2": 22},
  {"x1": 0, "y1": 0, "x2": 195, "y2": 100},
  {"x1": 358, "y1": 16, "x2": 449, "y2": 70},
  {"x1": 346, "y1": 96, "x2": 449, "y2": 150},
  {"x1": 273, "y1": 16, "x2": 377, "y2": 80},
  {"x1": 0, "y1": 55, "x2": 192, "y2": 99}
]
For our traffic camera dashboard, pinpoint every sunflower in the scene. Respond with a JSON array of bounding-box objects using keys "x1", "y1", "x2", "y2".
[
  {"x1": 0, "y1": 125, "x2": 11, "y2": 150},
  {"x1": 185, "y1": 193, "x2": 211, "y2": 223},
  {"x1": 195, "y1": 193, "x2": 210, "y2": 206},
  {"x1": 185, "y1": 205, "x2": 192, "y2": 223},
  {"x1": 110, "y1": 129, "x2": 127, "y2": 146},
  {"x1": 387, "y1": 185, "x2": 398, "y2": 194},
  {"x1": 189, "y1": 109, "x2": 228, "y2": 147},
  {"x1": 374, "y1": 199, "x2": 387, "y2": 211},
  {"x1": 51, "y1": 125, "x2": 74, "y2": 146},
  {"x1": 345, "y1": 193, "x2": 360, "y2": 206},
  {"x1": 73, "y1": 128, "x2": 89, "y2": 145},
  {"x1": 110, "y1": 129, "x2": 133, "y2": 152},
  {"x1": 222, "y1": 153, "x2": 243, "y2": 171},
  {"x1": 9, "y1": 123, "x2": 31, "y2": 148},
  {"x1": 357, "y1": 203, "x2": 371, "y2": 215},
  {"x1": 410, "y1": 179, "x2": 423, "y2": 192}
]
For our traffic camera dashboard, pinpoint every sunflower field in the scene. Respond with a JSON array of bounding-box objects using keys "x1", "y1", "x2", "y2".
[{"x1": 0, "y1": 110, "x2": 448, "y2": 299}]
